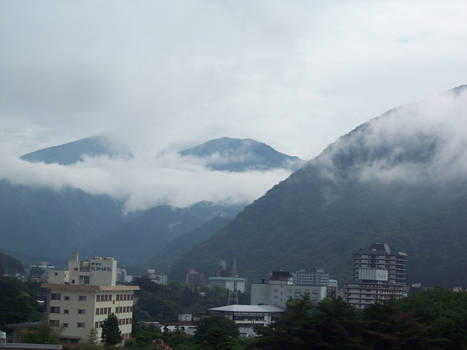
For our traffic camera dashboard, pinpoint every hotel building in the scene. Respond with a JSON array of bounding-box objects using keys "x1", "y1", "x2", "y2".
[
  {"x1": 344, "y1": 243, "x2": 408, "y2": 309},
  {"x1": 42, "y1": 252, "x2": 139, "y2": 343}
]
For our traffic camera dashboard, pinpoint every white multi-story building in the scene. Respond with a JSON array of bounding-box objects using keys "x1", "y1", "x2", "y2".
[
  {"x1": 42, "y1": 252, "x2": 139, "y2": 344},
  {"x1": 208, "y1": 276, "x2": 246, "y2": 293},
  {"x1": 251, "y1": 271, "x2": 327, "y2": 308}
]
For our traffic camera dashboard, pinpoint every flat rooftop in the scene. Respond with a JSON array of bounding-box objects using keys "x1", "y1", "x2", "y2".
[
  {"x1": 41, "y1": 283, "x2": 139, "y2": 291},
  {"x1": 209, "y1": 305, "x2": 284, "y2": 313},
  {"x1": 208, "y1": 277, "x2": 246, "y2": 281},
  {"x1": 0, "y1": 344, "x2": 62, "y2": 350}
]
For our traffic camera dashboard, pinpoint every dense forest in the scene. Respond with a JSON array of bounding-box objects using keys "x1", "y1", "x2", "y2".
[{"x1": 0, "y1": 276, "x2": 42, "y2": 325}]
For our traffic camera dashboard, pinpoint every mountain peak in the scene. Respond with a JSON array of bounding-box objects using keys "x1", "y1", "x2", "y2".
[
  {"x1": 20, "y1": 136, "x2": 130, "y2": 165},
  {"x1": 179, "y1": 137, "x2": 304, "y2": 172}
]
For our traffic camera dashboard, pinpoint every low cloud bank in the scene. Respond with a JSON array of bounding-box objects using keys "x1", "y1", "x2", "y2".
[
  {"x1": 317, "y1": 87, "x2": 467, "y2": 184},
  {"x1": 0, "y1": 149, "x2": 291, "y2": 212}
]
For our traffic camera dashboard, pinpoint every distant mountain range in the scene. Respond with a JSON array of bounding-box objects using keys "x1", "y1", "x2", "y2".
[
  {"x1": 2, "y1": 137, "x2": 300, "y2": 265},
  {"x1": 20, "y1": 136, "x2": 304, "y2": 172},
  {"x1": 169, "y1": 86, "x2": 467, "y2": 287}
]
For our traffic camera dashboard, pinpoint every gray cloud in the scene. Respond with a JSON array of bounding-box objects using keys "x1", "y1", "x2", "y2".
[
  {"x1": 1, "y1": 1, "x2": 467, "y2": 209},
  {"x1": 2, "y1": 1, "x2": 467, "y2": 158},
  {"x1": 0, "y1": 147, "x2": 291, "y2": 212},
  {"x1": 316, "y1": 88, "x2": 467, "y2": 184}
]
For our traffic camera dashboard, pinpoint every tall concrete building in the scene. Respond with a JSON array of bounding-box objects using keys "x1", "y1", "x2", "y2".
[
  {"x1": 344, "y1": 243, "x2": 408, "y2": 309},
  {"x1": 42, "y1": 252, "x2": 139, "y2": 344}
]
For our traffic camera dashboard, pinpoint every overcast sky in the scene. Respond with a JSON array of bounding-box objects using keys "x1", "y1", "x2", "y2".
[{"x1": 1, "y1": 0, "x2": 467, "y2": 210}]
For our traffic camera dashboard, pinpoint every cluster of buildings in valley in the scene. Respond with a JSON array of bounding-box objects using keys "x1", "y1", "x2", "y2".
[
  {"x1": 167, "y1": 243, "x2": 410, "y2": 337},
  {"x1": 0, "y1": 242, "x2": 426, "y2": 343}
]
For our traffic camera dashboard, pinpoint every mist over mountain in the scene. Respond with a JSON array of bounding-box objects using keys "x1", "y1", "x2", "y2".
[
  {"x1": 20, "y1": 136, "x2": 303, "y2": 172},
  {"x1": 180, "y1": 137, "x2": 304, "y2": 171},
  {"x1": 2, "y1": 137, "x2": 296, "y2": 264},
  {"x1": 169, "y1": 86, "x2": 467, "y2": 287},
  {"x1": 20, "y1": 136, "x2": 130, "y2": 165}
]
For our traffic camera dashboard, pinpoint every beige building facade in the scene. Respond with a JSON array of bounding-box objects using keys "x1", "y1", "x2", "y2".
[{"x1": 42, "y1": 252, "x2": 139, "y2": 343}]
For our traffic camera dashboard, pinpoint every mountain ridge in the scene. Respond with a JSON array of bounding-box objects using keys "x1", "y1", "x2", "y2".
[{"x1": 169, "y1": 86, "x2": 467, "y2": 287}]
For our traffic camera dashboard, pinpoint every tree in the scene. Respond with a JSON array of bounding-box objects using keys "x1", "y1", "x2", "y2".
[
  {"x1": 253, "y1": 298, "x2": 317, "y2": 350},
  {"x1": 20, "y1": 315, "x2": 61, "y2": 344},
  {"x1": 194, "y1": 315, "x2": 239, "y2": 350},
  {"x1": 101, "y1": 314, "x2": 122, "y2": 346},
  {"x1": 88, "y1": 328, "x2": 100, "y2": 346},
  {"x1": 0, "y1": 276, "x2": 41, "y2": 325},
  {"x1": 254, "y1": 298, "x2": 363, "y2": 350}
]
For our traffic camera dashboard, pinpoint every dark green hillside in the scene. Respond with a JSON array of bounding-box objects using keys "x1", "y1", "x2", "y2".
[
  {"x1": 0, "y1": 251, "x2": 24, "y2": 275},
  {"x1": 148, "y1": 216, "x2": 231, "y2": 272},
  {"x1": 0, "y1": 180, "x2": 124, "y2": 259},
  {"x1": 170, "y1": 86, "x2": 467, "y2": 287},
  {"x1": 180, "y1": 137, "x2": 304, "y2": 171},
  {"x1": 84, "y1": 203, "x2": 241, "y2": 265}
]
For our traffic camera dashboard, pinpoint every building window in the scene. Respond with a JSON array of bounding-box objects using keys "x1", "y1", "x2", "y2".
[
  {"x1": 64, "y1": 309, "x2": 69, "y2": 314},
  {"x1": 78, "y1": 309, "x2": 86, "y2": 314},
  {"x1": 64, "y1": 295, "x2": 70, "y2": 301},
  {"x1": 79, "y1": 295, "x2": 87, "y2": 301},
  {"x1": 51, "y1": 293, "x2": 61, "y2": 300},
  {"x1": 77, "y1": 322, "x2": 85, "y2": 328},
  {"x1": 49, "y1": 320, "x2": 59, "y2": 327},
  {"x1": 63, "y1": 323, "x2": 68, "y2": 328},
  {"x1": 50, "y1": 307, "x2": 60, "y2": 313}
]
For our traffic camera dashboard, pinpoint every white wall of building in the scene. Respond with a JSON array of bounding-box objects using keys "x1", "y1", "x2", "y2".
[
  {"x1": 251, "y1": 283, "x2": 327, "y2": 308},
  {"x1": 44, "y1": 252, "x2": 137, "y2": 343}
]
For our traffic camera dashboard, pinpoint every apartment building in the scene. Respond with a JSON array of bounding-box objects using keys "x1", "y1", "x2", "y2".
[{"x1": 42, "y1": 252, "x2": 139, "y2": 343}]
